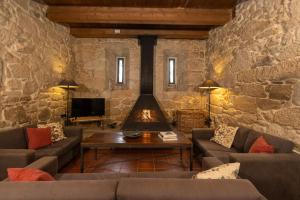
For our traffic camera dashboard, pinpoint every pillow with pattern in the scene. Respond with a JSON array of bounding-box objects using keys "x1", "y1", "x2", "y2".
[
  {"x1": 211, "y1": 124, "x2": 238, "y2": 148},
  {"x1": 193, "y1": 162, "x2": 240, "y2": 179},
  {"x1": 38, "y1": 122, "x2": 66, "y2": 142}
]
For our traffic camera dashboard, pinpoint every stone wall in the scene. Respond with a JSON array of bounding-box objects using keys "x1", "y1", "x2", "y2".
[
  {"x1": 155, "y1": 39, "x2": 207, "y2": 121},
  {"x1": 72, "y1": 38, "x2": 207, "y2": 124},
  {"x1": 206, "y1": 0, "x2": 300, "y2": 148},
  {"x1": 0, "y1": 0, "x2": 72, "y2": 128},
  {"x1": 71, "y1": 38, "x2": 140, "y2": 123}
]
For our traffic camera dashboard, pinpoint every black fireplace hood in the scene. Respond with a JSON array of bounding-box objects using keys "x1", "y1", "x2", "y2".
[{"x1": 121, "y1": 36, "x2": 171, "y2": 131}]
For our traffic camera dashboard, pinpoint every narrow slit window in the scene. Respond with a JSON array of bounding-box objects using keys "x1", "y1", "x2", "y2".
[
  {"x1": 168, "y1": 58, "x2": 176, "y2": 84},
  {"x1": 117, "y1": 57, "x2": 125, "y2": 84}
]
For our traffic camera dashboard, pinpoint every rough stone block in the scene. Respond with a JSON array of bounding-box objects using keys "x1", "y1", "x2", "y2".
[
  {"x1": 293, "y1": 81, "x2": 300, "y2": 106},
  {"x1": 257, "y1": 98, "x2": 283, "y2": 110},
  {"x1": 266, "y1": 84, "x2": 292, "y2": 101},
  {"x1": 240, "y1": 84, "x2": 267, "y2": 98},
  {"x1": 274, "y1": 108, "x2": 300, "y2": 129},
  {"x1": 232, "y1": 96, "x2": 257, "y2": 113}
]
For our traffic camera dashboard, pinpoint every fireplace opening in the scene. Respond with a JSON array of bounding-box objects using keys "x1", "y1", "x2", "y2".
[{"x1": 121, "y1": 36, "x2": 171, "y2": 131}]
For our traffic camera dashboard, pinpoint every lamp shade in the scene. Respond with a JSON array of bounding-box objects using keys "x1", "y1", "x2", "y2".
[
  {"x1": 58, "y1": 79, "x2": 79, "y2": 89},
  {"x1": 198, "y1": 79, "x2": 220, "y2": 89}
]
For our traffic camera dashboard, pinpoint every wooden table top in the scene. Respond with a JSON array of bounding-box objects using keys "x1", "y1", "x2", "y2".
[{"x1": 82, "y1": 131, "x2": 192, "y2": 148}]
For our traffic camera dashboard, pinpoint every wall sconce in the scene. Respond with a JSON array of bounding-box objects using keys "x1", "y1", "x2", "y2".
[
  {"x1": 198, "y1": 79, "x2": 221, "y2": 128},
  {"x1": 58, "y1": 79, "x2": 79, "y2": 125}
]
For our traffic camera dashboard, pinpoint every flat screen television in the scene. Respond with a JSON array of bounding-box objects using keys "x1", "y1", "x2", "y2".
[{"x1": 71, "y1": 98, "x2": 105, "y2": 117}]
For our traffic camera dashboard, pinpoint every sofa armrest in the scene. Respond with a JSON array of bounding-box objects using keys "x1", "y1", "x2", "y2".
[
  {"x1": 229, "y1": 153, "x2": 300, "y2": 200},
  {"x1": 192, "y1": 128, "x2": 214, "y2": 141},
  {"x1": 25, "y1": 156, "x2": 58, "y2": 176},
  {"x1": 64, "y1": 126, "x2": 83, "y2": 140},
  {"x1": 0, "y1": 149, "x2": 36, "y2": 180},
  {"x1": 202, "y1": 157, "x2": 224, "y2": 170}
]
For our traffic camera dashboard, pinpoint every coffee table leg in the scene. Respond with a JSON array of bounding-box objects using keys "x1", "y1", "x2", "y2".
[
  {"x1": 189, "y1": 146, "x2": 193, "y2": 171},
  {"x1": 95, "y1": 148, "x2": 98, "y2": 160},
  {"x1": 180, "y1": 147, "x2": 183, "y2": 161},
  {"x1": 80, "y1": 147, "x2": 84, "y2": 173}
]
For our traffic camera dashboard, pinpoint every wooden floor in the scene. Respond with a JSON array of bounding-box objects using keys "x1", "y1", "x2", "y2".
[{"x1": 60, "y1": 148, "x2": 202, "y2": 173}]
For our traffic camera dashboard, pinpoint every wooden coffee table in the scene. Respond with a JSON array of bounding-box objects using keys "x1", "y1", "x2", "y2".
[{"x1": 80, "y1": 131, "x2": 193, "y2": 173}]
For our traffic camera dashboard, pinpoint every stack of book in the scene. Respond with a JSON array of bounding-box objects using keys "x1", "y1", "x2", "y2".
[{"x1": 159, "y1": 131, "x2": 177, "y2": 141}]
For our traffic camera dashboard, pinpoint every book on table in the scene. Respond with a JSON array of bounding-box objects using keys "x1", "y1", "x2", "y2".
[{"x1": 159, "y1": 131, "x2": 177, "y2": 141}]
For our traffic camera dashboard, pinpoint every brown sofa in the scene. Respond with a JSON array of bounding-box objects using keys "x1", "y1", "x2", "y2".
[
  {"x1": 0, "y1": 126, "x2": 82, "y2": 180},
  {"x1": 193, "y1": 127, "x2": 300, "y2": 200},
  {"x1": 0, "y1": 156, "x2": 266, "y2": 200}
]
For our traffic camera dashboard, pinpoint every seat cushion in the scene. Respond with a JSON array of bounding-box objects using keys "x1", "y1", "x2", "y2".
[
  {"x1": 0, "y1": 180, "x2": 117, "y2": 200},
  {"x1": 232, "y1": 127, "x2": 251, "y2": 151},
  {"x1": 35, "y1": 137, "x2": 79, "y2": 159},
  {"x1": 195, "y1": 140, "x2": 238, "y2": 153},
  {"x1": 117, "y1": 178, "x2": 266, "y2": 200},
  {"x1": 205, "y1": 150, "x2": 236, "y2": 163}
]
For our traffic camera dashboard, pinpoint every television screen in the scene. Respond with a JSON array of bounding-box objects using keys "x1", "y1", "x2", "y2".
[{"x1": 71, "y1": 98, "x2": 105, "y2": 117}]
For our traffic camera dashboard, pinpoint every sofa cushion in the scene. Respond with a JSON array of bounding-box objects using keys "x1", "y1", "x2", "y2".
[
  {"x1": 249, "y1": 136, "x2": 274, "y2": 153},
  {"x1": 127, "y1": 171, "x2": 197, "y2": 179},
  {"x1": 0, "y1": 180, "x2": 117, "y2": 200},
  {"x1": 27, "y1": 128, "x2": 52, "y2": 150},
  {"x1": 0, "y1": 128, "x2": 27, "y2": 149},
  {"x1": 232, "y1": 127, "x2": 251, "y2": 151},
  {"x1": 35, "y1": 137, "x2": 79, "y2": 159},
  {"x1": 56, "y1": 171, "x2": 197, "y2": 180},
  {"x1": 117, "y1": 178, "x2": 266, "y2": 200},
  {"x1": 205, "y1": 150, "x2": 235, "y2": 163},
  {"x1": 56, "y1": 172, "x2": 129, "y2": 180},
  {"x1": 7, "y1": 168, "x2": 55, "y2": 182},
  {"x1": 38, "y1": 122, "x2": 66, "y2": 142},
  {"x1": 244, "y1": 131, "x2": 294, "y2": 153},
  {"x1": 195, "y1": 140, "x2": 238, "y2": 153},
  {"x1": 211, "y1": 124, "x2": 238, "y2": 148},
  {"x1": 194, "y1": 162, "x2": 240, "y2": 180}
]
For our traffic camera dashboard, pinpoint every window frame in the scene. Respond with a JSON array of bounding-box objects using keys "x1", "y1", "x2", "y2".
[
  {"x1": 167, "y1": 57, "x2": 177, "y2": 85},
  {"x1": 116, "y1": 57, "x2": 125, "y2": 85}
]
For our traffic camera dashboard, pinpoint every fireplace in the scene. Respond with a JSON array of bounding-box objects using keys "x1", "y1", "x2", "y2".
[{"x1": 122, "y1": 36, "x2": 171, "y2": 131}]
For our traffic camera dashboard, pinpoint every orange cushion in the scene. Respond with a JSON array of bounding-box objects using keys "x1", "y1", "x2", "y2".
[
  {"x1": 7, "y1": 168, "x2": 55, "y2": 181},
  {"x1": 27, "y1": 128, "x2": 52, "y2": 149},
  {"x1": 249, "y1": 136, "x2": 274, "y2": 153}
]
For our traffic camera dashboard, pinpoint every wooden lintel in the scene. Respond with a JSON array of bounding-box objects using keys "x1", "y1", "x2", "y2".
[
  {"x1": 70, "y1": 28, "x2": 209, "y2": 39},
  {"x1": 47, "y1": 6, "x2": 232, "y2": 26}
]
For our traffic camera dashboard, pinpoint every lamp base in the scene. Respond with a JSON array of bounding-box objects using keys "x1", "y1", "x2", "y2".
[{"x1": 205, "y1": 118, "x2": 212, "y2": 128}]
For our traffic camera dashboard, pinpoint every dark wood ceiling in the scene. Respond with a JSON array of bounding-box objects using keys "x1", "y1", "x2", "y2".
[
  {"x1": 35, "y1": 0, "x2": 236, "y2": 9},
  {"x1": 34, "y1": 0, "x2": 238, "y2": 39}
]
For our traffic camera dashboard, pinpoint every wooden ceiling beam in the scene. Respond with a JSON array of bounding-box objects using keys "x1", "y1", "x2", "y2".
[
  {"x1": 47, "y1": 6, "x2": 232, "y2": 26},
  {"x1": 70, "y1": 28, "x2": 209, "y2": 39}
]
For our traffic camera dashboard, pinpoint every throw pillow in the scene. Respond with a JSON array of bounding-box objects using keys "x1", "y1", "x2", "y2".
[
  {"x1": 249, "y1": 136, "x2": 274, "y2": 153},
  {"x1": 211, "y1": 124, "x2": 239, "y2": 148},
  {"x1": 38, "y1": 122, "x2": 66, "y2": 142},
  {"x1": 26, "y1": 128, "x2": 52, "y2": 149},
  {"x1": 193, "y1": 162, "x2": 240, "y2": 180},
  {"x1": 7, "y1": 168, "x2": 55, "y2": 181}
]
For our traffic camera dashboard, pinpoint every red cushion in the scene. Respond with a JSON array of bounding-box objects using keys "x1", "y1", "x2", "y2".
[
  {"x1": 27, "y1": 128, "x2": 52, "y2": 149},
  {"x1": 7, "y1": 168, "x2": 55, "y2": 181},
  {"x1": 249, "y1": 136, "x2": 274, "y2": 153}
]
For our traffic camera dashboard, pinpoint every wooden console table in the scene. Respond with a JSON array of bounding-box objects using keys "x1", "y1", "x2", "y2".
[
  {"x1": 176, "y1": 109, "x2": 207, "y2": 134},
  {"x1": 70, "y1": 116, "x2": 106, "y2": 128}
]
